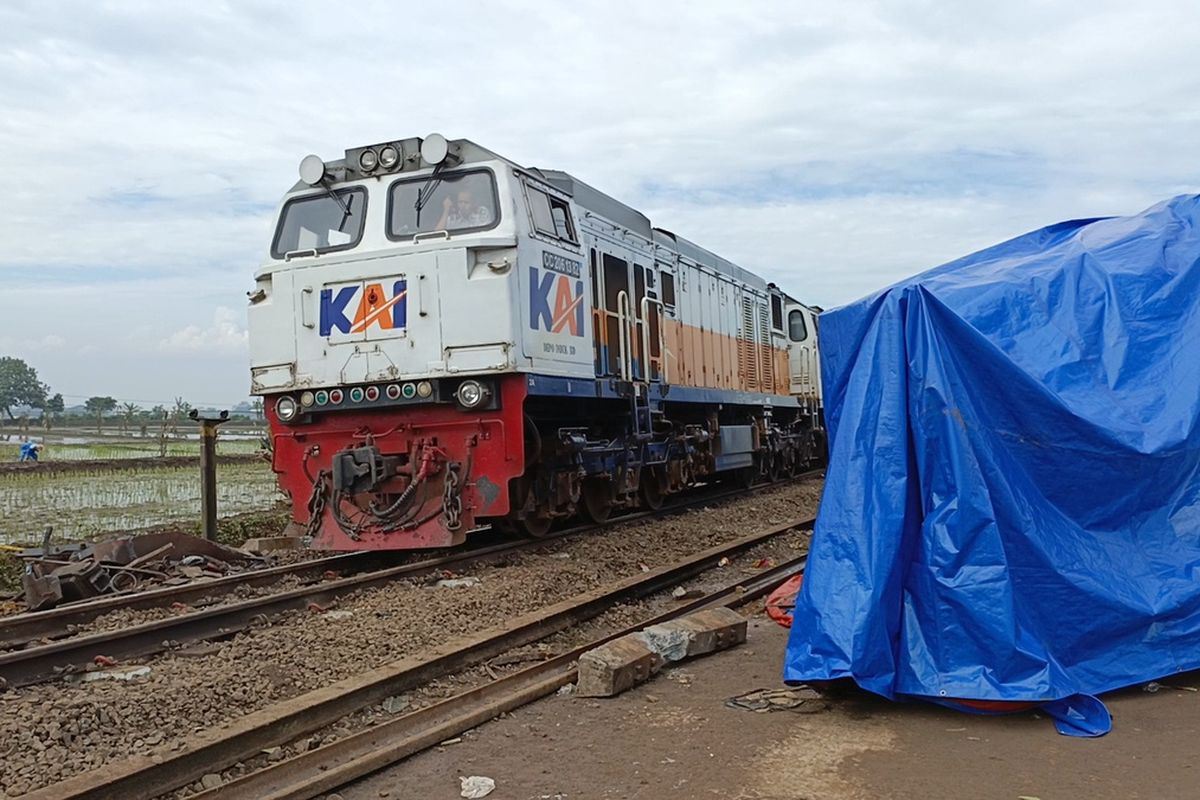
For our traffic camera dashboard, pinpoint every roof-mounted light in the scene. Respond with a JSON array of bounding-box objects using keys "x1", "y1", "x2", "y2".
[
  {"x1": 420, "y1": 133, "x2": 449, "y2": 166},
  {"x1": 358, "y1": 149, "x2": 379, "y2": 172},
  {"x1": 298, "y1": 154, "x2": 326, "y2": 186},
  {"x1": 378, "y1": 144, "x2": 400, "y2": 169}
]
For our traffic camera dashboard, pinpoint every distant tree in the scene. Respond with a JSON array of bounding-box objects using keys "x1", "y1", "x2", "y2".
[
  {"x1": 155, "y1": 406, "x2": 170, "y2": 456},
  {"x1": 171, "y1": 396, "x2": 192, "y2": 436},
  {"x1": 0, "y1": 357, "x2": 49, "y2": 421},
  {"x1": 42, "y1": 394, "x2": 63, "y2": 431},
  {"x1": 84, "y1": 396, "x2": 118, "y2": 434},
  {"x1": 121, "y1": 402, "x2": 139, "y2": 434},
  {"x1": 251, "y1": 398, "x2": 264, "y2": 423}
]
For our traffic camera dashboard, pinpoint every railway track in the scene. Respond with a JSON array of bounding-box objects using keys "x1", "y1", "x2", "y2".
[
  {"x1": 0, "y1": 471, "x2": 822, "y2": 688},
  {"x1": 0, "y1": 550, "x2": 385, "y2": 651},
  {"x1": 25, "y1": 513, "x2": 814, "y2": 800}
]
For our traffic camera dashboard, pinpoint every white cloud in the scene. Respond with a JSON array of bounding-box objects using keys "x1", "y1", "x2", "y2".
[
  {"x1": 0, "y1": 0, "x2": 1198, "y2": 401},
  {"x1": 0, "y1": 334, "x2": 66, "y2": 352},
  {"x1": 159, "y1": 306, "x2": 248, "y2": 354}
]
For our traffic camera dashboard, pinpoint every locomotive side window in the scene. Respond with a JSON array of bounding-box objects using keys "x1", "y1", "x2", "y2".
[
  {"x1": 549, "y1": 196, "x2": 576, "y2": 242},
  {"x1": 386, "y1": 169, "x2": 499, "y2": 239},
  {"x1": 527, "y1": 187, "x2": 557, "y2": 237},
  {"x1": 788, "y1": 309, "x2": 809, "y2": 342},
  {"x1": 271, "y1": 188, "x2": 367, "y2": 259},
  {"x1": 525, "y1": 184, "x2": 578, "y2": 244},
  {"x1": 661, "y1": 272, "x2": 676, "y2": 308}
]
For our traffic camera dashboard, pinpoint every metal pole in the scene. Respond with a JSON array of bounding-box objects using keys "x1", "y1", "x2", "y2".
[{"x1": 189, "y1": 409, "x2": 230, "y2": 542}]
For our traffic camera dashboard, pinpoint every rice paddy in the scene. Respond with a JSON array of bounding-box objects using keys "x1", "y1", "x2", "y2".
[
  {"x1": 0, "y1": 433, "x2": 263, "y2": 462},
  {"x1": 0, "y1": 431, "x2": 284, "y2": 544}
]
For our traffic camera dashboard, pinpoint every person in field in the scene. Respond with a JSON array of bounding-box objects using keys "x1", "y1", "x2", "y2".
[{"x1": 18, "y1": 442, "x2": 42, "y2": 462}]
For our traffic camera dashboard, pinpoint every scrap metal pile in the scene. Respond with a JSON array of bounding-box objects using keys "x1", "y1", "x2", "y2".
[{"x1": 14, "y1": 530, "x2": 262, "y2": 611}]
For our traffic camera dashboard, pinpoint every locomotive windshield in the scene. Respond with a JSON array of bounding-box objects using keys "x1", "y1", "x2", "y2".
[
  {"x1": 271, "y1": 188, "x2": 367, "y2": 259},
  {"x1": 387, "y1": 169, "x2": 499, "y2": 239}
]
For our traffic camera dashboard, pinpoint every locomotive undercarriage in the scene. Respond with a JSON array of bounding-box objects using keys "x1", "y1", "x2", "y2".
[
  {"x1": 269, "y1": 378, "x2": 823, "y2": 550},
  {"x1": 499, "y1": 396, "x2": 824, "y2": 537}
]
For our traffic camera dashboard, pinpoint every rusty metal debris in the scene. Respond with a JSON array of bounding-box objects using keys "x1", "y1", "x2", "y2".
[
  {"x1": 725, "y1": 686, "x2": 829, "y2": 714},
  {"x1": 18, "y1": 530, "x2": 262, "y2": 611}
]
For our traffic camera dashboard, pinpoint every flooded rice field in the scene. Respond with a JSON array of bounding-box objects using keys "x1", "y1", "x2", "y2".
[
  {"x1": 0, "y1": 433, "x2": 263, "y2": 462},
  {"x1": 0, "y1": 461, "x2": 285, "y2": 544}
]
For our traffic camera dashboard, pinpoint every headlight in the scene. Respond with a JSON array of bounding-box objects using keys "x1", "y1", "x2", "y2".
[
  {"x1": 378, "y1": 145, "x2": 400, "y2": 169},
  {"x1": 300, "y1": 391, "x2": 315, "y2": 407},
  {"x1": 358, "y1": 149, "x2": 378, "y2": 171},
  {"x1": 276, "y1": 396, "x2": 299, "y2": 422},
  {"x1": 455, "y1": 380, "x2": 490, "y2": 409},
  {"x1": 416, "y1": 380, "x2": 433, "y2": 398}
]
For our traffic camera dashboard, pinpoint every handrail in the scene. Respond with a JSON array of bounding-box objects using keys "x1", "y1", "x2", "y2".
[
  {"x1": 617, "y1": 290, "x2": 632, "y2": 382},
  {"x1": 639, "y1": 295, "x2": 668, "y2": 383}
]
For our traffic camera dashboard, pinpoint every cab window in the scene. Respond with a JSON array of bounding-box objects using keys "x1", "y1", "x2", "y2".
[
  {"x1": 387, "y1": 169, "x2": 499, "y2": 239},
  {"x1": 271, "y1": 188, "x2": 367, "y2": 259}
]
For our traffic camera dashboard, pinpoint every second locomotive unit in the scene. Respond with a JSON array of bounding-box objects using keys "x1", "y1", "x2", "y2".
[{"x1": 248, "y1": 134, "x2": 824, "y2": 550}]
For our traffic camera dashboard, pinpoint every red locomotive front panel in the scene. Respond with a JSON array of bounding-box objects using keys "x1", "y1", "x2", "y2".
[{"x1": 266, "y1": 376, "x2": 526, "y2": 550}]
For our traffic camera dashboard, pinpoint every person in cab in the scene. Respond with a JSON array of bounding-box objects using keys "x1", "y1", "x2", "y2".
[{"x1": 436, "y1": 189, "x2": 492, "y2": 230}]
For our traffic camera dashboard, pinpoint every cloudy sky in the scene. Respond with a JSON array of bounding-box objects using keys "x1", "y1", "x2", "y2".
[{"x1": 2, "y1": 1, "x2": 1198, "y2": 407}]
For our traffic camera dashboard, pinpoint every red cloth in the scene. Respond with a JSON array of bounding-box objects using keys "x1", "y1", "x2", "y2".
[{"x1": 766, "y1": 574, "x2": 804, "y2": 628}]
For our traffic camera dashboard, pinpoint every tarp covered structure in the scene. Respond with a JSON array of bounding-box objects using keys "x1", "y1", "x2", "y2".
[{"x1": 784, "y1": 195, "x2": 1200, "y2": 735}]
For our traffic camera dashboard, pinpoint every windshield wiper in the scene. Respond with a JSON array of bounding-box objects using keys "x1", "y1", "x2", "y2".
[
  {"x1": 413, "y1": 163, "x2": 446, "y2": 228},
  {"x1": 335, "y1": 193, "x2": 354, "y2": 232}
]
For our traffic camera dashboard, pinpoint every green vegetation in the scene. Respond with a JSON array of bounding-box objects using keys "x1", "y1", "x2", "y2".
[
  {"x1": 0, "y1": 461, "x2": 285, "y2": 544},
  {"x1": 0, "y1": 436, "x2": 263, "y2": 462},
  {"x1": 0, "y1": 357, "x2": 48, "y2": 420}
]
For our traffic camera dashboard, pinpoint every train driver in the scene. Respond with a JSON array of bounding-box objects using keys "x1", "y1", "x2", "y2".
[{"x1": 436, "y1": 189, "x2": 492, "y2": 230}]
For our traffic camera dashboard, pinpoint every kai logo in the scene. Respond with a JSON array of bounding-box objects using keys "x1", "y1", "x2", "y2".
[
  {"x1": 319, "y1": 279, "x2": 407, "y2": 338},
  {"x1": 530, "y1": 253, "x2": 584, "y2": 337}
]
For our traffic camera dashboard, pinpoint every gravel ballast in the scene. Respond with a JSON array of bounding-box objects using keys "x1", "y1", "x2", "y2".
[{"x1": 0, "y1": 478, "x2": 822, "y2": 797}]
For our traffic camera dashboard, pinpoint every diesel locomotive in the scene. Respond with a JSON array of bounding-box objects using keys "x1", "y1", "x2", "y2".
[{"x1": 248, "y1": 134, "x2": 825, "y2": 551}]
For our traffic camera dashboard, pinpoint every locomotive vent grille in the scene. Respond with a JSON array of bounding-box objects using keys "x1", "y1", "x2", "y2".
[
  {"x1": 758, "y1": 303, "x2": 773, "y2": 393},
  {"x1": 740, "y1": 299, "x2": 758, "y2": 391}
]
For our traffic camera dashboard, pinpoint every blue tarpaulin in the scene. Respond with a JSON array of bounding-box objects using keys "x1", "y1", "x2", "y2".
[{"x1": 784, "y1": 195, "x2": 1200, "y2": 736}]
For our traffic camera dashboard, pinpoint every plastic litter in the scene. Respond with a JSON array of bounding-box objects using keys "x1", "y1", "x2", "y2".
[
  {"x1": 436, "y1": 577, "x2": 481, "y2": 589},
  {"x1": 460, "y1": 775, "x2": 496, "y2": 798}
]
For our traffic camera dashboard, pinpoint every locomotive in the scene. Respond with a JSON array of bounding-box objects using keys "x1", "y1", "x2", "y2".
[{"x1": 248, "y1": 134, "x2": 825, "y2": 551}]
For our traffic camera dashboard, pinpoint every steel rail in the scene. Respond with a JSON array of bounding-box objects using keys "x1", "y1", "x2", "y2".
[
  {"x1": 0, "y1": 471, "x2": 822, "y2": 687},
  {"x1": 0, "y1": 550, "x2": 383, "y2": 651},
  {"x1": 196, "y1": 553, "x2": 810, "y2": 800},
  {"x1": 23, "y1": 515, "x2": 815, "y2": 800}
]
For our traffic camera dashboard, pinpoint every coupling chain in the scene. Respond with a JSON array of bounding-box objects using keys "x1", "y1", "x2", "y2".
[
  {"x1": 443, "y1": 465, "x2": 462, "y2": 531},
  {"x1": 305, "y1": 470, "x2": 329, "y2": 539}
]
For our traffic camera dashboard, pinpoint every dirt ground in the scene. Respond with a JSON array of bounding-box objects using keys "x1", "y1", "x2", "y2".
[{"x1": 341, "y1": 611, "x2": 1200, "y2": 800}]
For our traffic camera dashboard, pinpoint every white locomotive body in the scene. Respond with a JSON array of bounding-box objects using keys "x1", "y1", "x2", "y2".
[{"x1": 249, "y1": 135, "x2": 824, "y2": 550}]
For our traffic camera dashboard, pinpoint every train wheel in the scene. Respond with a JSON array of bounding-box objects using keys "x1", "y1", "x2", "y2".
[
  {"x1": 519, "y1": 512, "x2": 554, "y2": 538},
  {"x1": 640, "y1": 467, "x2": 666, "y2": 511},
  {"x1": 581, "y1": 478, "x2": 614, "y2": 523},
  {"x1": 768, "y1": 452, "x2": 784, "y2": 482},
  {"x1": 790, "y1": 447, "x2": 808, "y2": 477}
]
